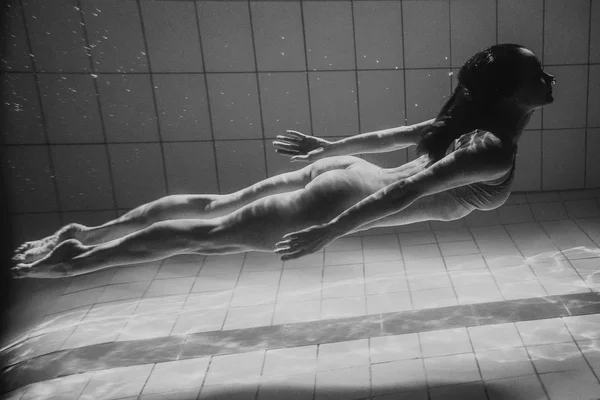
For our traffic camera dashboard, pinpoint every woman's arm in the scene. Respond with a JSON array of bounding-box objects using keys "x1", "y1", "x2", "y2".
[
  {"x1": 275, "y1": 144, "x2": 511, "y2": 259},
  {"x1": 330, "y1": 118, "x2": 435, "y2": 156},
  {"x1": 273, "y1": 118, "x2": 435, "y2": 161}
]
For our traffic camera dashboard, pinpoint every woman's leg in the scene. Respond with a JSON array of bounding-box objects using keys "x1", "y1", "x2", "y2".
[
  {"x1": 13, "y1": 166, "x2": 315, "y2": 263},
  {"x1": 11, "y1": 186, "x2": 329, "y2": 278}
]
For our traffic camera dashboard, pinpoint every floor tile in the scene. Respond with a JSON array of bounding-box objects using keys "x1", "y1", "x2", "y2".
[
  {"x1": 419, "y1": 327, "x2": 472, "y2": 358},
  {"x1": 476, "y1": 347, "x2": 535, "y2": 381},
  {"x1": 515, "y1": 318, "x2": 573, "y2": 346},
  {"x1": 370, "y1": 359, "x2": 427, "y2": 397},
  {"x1": 370, "y1": 333, "x2": 421, "y2": 363},
  {"x1": 424, "y1": 353, "x2": 481, "y2": 388}
]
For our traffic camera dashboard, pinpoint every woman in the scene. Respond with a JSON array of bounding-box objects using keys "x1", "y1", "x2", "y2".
[{"x1": 12, "y1": 44, "x2": 555, "y2": 278}]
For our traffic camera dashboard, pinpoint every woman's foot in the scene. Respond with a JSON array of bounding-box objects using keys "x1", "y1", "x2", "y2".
[
  {"x1": 12, "y1": 239, "x2": 88, "y2": 279},
  {"x1": 13, "y1": 223, "x2": 86, "y2": 264}
]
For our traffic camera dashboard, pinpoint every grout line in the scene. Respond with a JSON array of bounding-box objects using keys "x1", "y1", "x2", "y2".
[
  {"x1": 350, "y1": 0, "x2": 361, "y2": 135},
  {"x1": 247, "y1": 0, "x2": 270, "y2": 179},
  {"x1": 193, "y1": 1, "x2": 222, "y2": 194},
  {"x1": 399, "y1": 0, "x2": 409, "y2": 166},
  {"x1": 3, "y1": 62, "x2": 599, "y2": 75},
  {"x1": 540, "y1": 0, "x2": 546, "y2": 190},
  {"x1": 299, "y1": 1, "x2": 315, "y2": 137},
  {"x1": 514, "y1": 323, "x2": 553, "y2": 399},
  {"x1": 136, "y1": 0, "x2": 171, "y2": 195},
  {"x1": 75, "y1": 0, "x2": 120, "y2": 220},
  {"x1": 17, "y1": 0, "x2": 64, "y2": 226},
  {"x1": 464, "y1": 325, "x2": 492, "y2": 400},
  {"x1": 2, "y1": 124, "x2": 596, "y2": 147},
  {"x1": 495, "y1": 0, "x2": 499, "y2": 45},
  {"x1": 584, "y1": 0, "x2": 593, "y2": 189}
]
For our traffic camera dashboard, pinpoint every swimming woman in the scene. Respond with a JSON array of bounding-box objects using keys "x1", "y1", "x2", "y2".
[{"x1": 12, "y1": 44, "x2": 555, "y2": 278}]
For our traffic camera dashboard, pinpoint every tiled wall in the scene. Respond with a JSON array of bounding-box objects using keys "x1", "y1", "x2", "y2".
[{"x1": 1, "y1": 0, "x2": 599, "y2": 233}]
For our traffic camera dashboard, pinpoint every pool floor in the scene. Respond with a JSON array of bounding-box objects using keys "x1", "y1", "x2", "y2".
[{"x1": 1, "y1": 189, "x2": 600, "y2": 399}]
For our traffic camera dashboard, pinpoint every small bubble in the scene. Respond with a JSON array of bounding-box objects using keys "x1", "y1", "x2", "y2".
[
  {"x1": 415, "y1": 104, "x2": 418, "y2": 107},
  {"x1": 281, "y1": 52, "x2": 285, "y2": 56}
]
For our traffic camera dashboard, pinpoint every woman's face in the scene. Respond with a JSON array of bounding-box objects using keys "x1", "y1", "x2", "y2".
[{"x1": 513, "y1": 48, "x2": 555, "y2": 109}]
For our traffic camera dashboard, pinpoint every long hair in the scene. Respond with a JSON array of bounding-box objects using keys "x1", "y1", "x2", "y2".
[{"x1": 415, "y1": 44, "x2": 529, "y2": 164}]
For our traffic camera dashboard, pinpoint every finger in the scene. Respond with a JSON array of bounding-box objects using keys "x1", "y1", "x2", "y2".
[
  {"x1": 285, "y1": 130, "x2": 309, "y2": 139},
  {"x1": 275, "y1": 149, "x2": 301, "y2": 156},
  {"x1": 281, "y1": 232, "x2": 301, "y2": 240},
  {"x1": 272, "y1": 141, "x2": 300, "y2": 151},
  {"x1": 276, "y1": 134, "x2": 302, "y2": 142}
]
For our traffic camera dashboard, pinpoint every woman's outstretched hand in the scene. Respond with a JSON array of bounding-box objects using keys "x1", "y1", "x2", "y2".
[
  {"x1": 275, "y1": 223, "x2": 343, "y2": 260},
  {"x1": 272, "y1": 130, "x2": 333, "y2": 162}
]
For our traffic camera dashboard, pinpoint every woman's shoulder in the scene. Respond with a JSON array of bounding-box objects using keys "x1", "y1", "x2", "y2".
[{"x1": 469, "y1": 130, "x2": 516, "y2": 164}]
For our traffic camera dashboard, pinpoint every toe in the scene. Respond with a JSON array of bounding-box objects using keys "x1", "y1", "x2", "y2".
[
  {"x1": 12, "y1": 253, "x2": 26, "y2": 262},
  {"x1": 11, "y1": 264, "x2": 29, "y2": 279}
]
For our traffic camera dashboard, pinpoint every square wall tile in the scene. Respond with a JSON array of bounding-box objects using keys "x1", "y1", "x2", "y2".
[
  {"x1": 588, "y1": 65, "x2": 600, "y2": 128},
  {"x1": 51, "y1": 145, "x2": 114, "y2": 211},
  {"x1": 0, "y1": 1, "x2": 33, "y2": 72},
  {"x1": 2, "y1": 146, "x2": 58, "y2": 213},
  {"x1": 354, "y1": 1, "x2": 404, "y2": 70},
  {"x1": 251, "y1": 2, "x2": 305, "y2": 72},
  {"x1": 1, "y1": 73, "x2": 45, "y2": 144},
  {"x1": 404, "y1": 69, "x2": 452, "y2": 124},
  {"x1": 153, "y1": 74, "x2": 212, "y2": 141},
  {"x1": 11, "y1": 213, "x2": 61, "y2": 244},
  {"x1": 587, "y1": 129, "x2": 600, "y2": 188},
  {"x1": 97, "y1": 74, "x2": 159, "y2": 143},
  {"x1": 358, "y1": 70, "x2": 406, "y2": 132},
  {"x1": 197, "y1": 1, "x2": 255, "y2": 72},
  {"x1": 206, "y1": 73, "x2": 262, "y2": 140},
  {"x1": 450, "y1": 0, "x2": 496, "y2": 68},
  {"x1": 403, "y1": 0, "x2": 450, "y2": 68},
  {"x1": 309, "y1": 71, "x2": 359, "y2": 136},
  {"x1": 259, "y1": 72, "x2": 311, "y2": 139},
  {"x1": 82, "y1": 0, "x2": 148, "y2": 73},
  {"x1": 498, "y1": 0, "x2": 543, "y2": 58},
  {"x1": 215, "y1": 140, "x2": 266, "y2": 194},
  {"x1": 140, "y1": 1, "x2": 203, "y2": 73},
  {"x1": 264, "y1": 139, "x2": 305, "y2": 177},
  {"x1": 303, "y1": 1, "x2": 354, "y2": 71},
  {"x1": 164, "y1": 142, "x2": 218, "y2": 195},
  {"x1": 62, "y1": 210, "x2": 117, "y2": 230},
  {"x1": 514, "y1": 130, "x2": 541, "y2": 191},
  {"x1": 544, "y1": 0, "x2": 590, "y2": 65},
  {"x1": 542, "y1": 129, "x2": 586, "y2": 190},
  {"x1": 108, "y1": 143, "x2": 167, "y2": 209},
  {"x1": 38, "y1": 74, "x2": 104, "y2": 144},
  {"x1": 526, "y1": 109, "x2": 542, "y2": 130},
  {"x1": 22, "y1": 0, "x2": 89, "y2": 72},
  {"x1": 591, "y1": 0, "x2": 600, "y2": 63},
  {"x1": 542, "y1": 65, "x2": 588, "y2": 129}
]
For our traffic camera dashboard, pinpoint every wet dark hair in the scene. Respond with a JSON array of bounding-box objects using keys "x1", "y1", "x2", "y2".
[{"x1": 416, "y1": 43, "x2": 531, "y2": 164}]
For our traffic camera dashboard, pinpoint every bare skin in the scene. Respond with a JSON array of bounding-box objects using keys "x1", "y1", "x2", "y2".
[{"x1": 11, "y1": 48, "x2": 555, "y2": 279}]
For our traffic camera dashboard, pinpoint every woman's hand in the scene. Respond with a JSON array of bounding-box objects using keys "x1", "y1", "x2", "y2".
[
  {"x1": 274, "y1": 223, "x2": 343, "y2": 260},
  {"x1": 272, "y1": 130, "x2": 333, "y2": 162}
]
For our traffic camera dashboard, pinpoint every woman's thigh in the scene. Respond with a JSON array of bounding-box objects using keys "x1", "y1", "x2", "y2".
[{"x1": 215, "y1": 168, "x2": 376, "y2": 252}]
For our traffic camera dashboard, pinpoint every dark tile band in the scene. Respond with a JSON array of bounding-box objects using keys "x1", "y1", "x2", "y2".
[{"x1": 1, "y1": 291, "x2": 599, "y2": 394}]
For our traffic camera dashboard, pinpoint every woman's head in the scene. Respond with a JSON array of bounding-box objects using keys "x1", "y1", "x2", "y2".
[
  {"x1": 457, "y1": 44, "x2": 555, "y2": 111},
  {"x1": 416, "y1": 44, "x2": 555, "y2": 163}
]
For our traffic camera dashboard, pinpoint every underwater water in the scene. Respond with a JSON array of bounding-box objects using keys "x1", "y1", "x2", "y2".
[{"x1": 2, "y1": 0, "x2": 600, "y2": 399}]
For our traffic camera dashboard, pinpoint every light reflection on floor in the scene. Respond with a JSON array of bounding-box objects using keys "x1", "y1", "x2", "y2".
[{"x1": 2, "y1": 209, "x2": 600, "y2": 399}]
